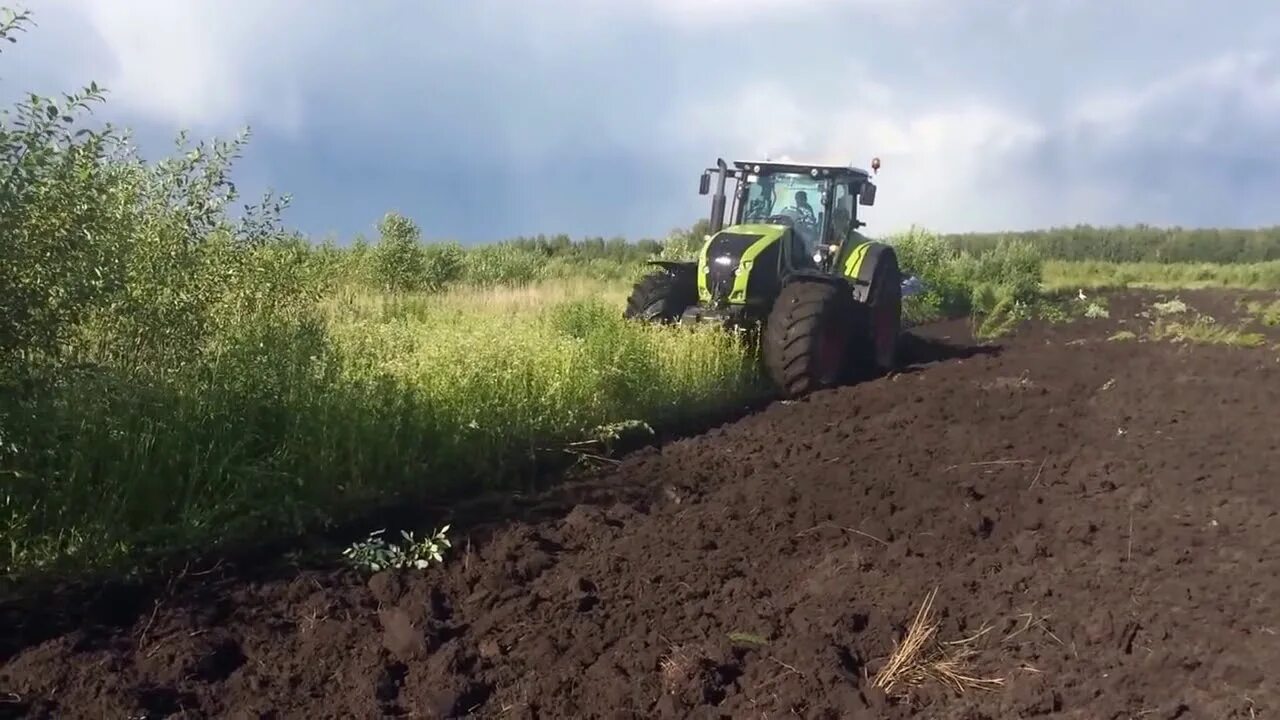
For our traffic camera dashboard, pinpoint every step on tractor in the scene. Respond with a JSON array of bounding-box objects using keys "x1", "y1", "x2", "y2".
[{"x1": 624, "y1": 158, "x2": 902, "y2": 398}]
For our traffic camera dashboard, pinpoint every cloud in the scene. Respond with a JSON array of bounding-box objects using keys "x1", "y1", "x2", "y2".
[
  {"x1": 635, "y1": 0, "x2": 934, "y2": 27},
  {"x1": 672, "y1": 74, "x2": 1049, "y2": 233},
  {"x1": 6, "y1": 1, "x2": 1280, "y2": 240},
  {"x1": 72, "y1": 0, "x2": 324, "y2": 134},
  {"x1": 1046, "y1": 50, "x2": 1280, "y2": 227}
]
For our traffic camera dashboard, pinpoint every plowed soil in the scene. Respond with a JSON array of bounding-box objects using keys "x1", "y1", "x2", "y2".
[{"x1": 4, "y1": 288, "x2": 1280, "y2": 719}]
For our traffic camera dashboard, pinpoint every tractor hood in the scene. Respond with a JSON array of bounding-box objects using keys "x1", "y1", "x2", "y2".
[{"x1": 697, "y1": 223, "x2": 791, "y2": 305}]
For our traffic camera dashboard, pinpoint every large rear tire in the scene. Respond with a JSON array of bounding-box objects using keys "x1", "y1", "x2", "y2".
[
  {"x1": 623, "y1": 267, "x2": 697, "y2": 323},
  {"x1": 762, "y1": 280, "x2": 853, "y2": 398}
]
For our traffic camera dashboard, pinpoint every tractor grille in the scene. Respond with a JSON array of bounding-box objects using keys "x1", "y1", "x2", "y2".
[
  {"x1": 706, "y1": 261, "x2": 737, "y2": 302},
  {"x1": 704, "y1": 232, "x2": 761, "y2": 303}
]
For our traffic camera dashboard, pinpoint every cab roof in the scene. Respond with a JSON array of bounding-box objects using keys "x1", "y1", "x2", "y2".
[{"x1": 731, "y1": 160, "x2": 872, "y2": 181}]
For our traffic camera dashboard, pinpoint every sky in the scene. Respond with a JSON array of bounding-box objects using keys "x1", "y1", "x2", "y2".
[{"x1": 6, "y1": 0, "x2": 1280, "y2": 244}]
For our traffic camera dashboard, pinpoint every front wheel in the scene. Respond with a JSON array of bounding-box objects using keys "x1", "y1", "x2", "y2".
[
  {"x1": 762, "y1": 280, "x2": 853, "y2": 398},
  {"x1": 623, "y1": 267, "x2": 697, "y2": 322}
]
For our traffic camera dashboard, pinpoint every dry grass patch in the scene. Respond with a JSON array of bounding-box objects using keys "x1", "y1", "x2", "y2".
[
  {"x1": 872, "y1": 588, "x2": 1005, "y2": 696},
  {"x1": 1149, "y1": 316, "x2": 1267, "y2": 348}
]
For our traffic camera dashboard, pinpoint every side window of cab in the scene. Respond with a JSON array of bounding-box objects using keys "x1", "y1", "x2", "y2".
[{"x1": 829, "y1": 183, "x2": 854, "y2": 244}]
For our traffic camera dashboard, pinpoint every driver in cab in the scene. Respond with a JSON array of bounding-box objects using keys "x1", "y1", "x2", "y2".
[
  {"x1": 785, "y1": 190, "x2": 820, "y2": 250},
  {"x1": 789, "y1": 191, "x2": 817, "y2": 225}
]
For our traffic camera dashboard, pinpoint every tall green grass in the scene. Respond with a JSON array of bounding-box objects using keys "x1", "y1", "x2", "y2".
[
  {"x1": 1045, "y1": 260, "x2": 1280, "y2": 291},
  {"x1": 5, "y1": 281, "x2": 760, "y2": 576},
  {"x1": 948, "y1": 225, "x2": 1280, "y2": 264}
]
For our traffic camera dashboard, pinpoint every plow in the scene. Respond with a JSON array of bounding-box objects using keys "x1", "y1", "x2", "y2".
[{"x1": 625, "y1": 157, "x2": 912, "y2": 397}]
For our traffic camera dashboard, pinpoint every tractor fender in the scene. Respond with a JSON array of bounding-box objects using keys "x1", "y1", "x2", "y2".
[
  {"x1": 645, "y1": 260, "x2": 696, "y2": 274},
  {"x1": 840, "y1": 241, "x2": 898, "y2": 303},
  {"x1": 783, "y1": 269, "x2": 849, "y2": 289}
]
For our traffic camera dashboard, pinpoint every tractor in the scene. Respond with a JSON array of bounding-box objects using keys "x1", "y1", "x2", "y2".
[{"x1": 623, "y1": 158, "x2": 902, "y2": 398}]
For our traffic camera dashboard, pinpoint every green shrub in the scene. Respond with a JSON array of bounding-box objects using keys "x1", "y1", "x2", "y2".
[
  {"x1": 463, "y1": 244, "x2": 548, "y2": 286},
  {"x1": 372, "y1": 212, "x2": 427, "y2": 292},
  {"x1": 422, "y1": 241, "x2": 466, "y2": 290}
]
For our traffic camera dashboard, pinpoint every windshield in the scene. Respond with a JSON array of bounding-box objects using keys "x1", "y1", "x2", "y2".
[{"x1": 739, "y1": 172, "x2": 826, "y2": 248}]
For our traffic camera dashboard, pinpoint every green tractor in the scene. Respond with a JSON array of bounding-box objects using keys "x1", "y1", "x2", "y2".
[{"x1": 624, "y1": 158, "x2": 902, "y2": 398}]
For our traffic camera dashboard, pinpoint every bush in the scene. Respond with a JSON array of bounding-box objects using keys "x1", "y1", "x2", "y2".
[
  {"x1": 422, "y1": 242, "x2": 466, "y2": 290},
  {"x1": 462, "y1": 244, "x2": 548, "y2": 286},
  {"x1": 372, "y1": 212, "x2": 427, "y2": 292},
  {"x1": 889, "y1": 227, "x2": 975, "y2": 321},
  {"x1": 888, "y1": 227, "x2": 1044, "y2": 332}
]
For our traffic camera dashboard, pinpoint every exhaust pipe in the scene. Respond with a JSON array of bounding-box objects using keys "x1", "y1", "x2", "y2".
[{"x1": 709, "y1": 158, "x2": 728, "y2": 234}]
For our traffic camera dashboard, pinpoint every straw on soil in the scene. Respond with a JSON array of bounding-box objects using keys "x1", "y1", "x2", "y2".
[{"x1": 872, "y1": 588, "x2": 1006, "y2": 695}]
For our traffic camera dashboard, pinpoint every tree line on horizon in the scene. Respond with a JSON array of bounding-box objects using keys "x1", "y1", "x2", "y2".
[{"x1": 334, "y1": 218, "x2": 1280, "y2": 267}]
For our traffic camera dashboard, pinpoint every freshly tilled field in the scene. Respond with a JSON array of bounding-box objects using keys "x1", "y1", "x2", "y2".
[{"x1": 3, "y1": 289, "x2": 1279, "y2": 719}]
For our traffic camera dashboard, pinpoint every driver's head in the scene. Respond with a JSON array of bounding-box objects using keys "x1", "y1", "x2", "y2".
[{"x1": 795, "y1": 190, "x2": 810, "y2": 207}]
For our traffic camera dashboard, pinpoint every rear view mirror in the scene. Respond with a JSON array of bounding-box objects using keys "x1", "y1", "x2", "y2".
[
  {"x1": 699, "y1": 172, "x2": 711, "y2": 195},
  {"x1": 859, "y1": 181, "x2": 876, "y2": 206}
]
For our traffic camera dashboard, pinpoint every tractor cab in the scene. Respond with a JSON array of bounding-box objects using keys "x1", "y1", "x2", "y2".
[{"x1": 699, "y1": 159, "x2": 878, "y2": 273}]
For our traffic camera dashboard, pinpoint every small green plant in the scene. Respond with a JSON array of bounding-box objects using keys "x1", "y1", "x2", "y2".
[
  {"x1": 342, "y1": 525, "x2": 452, "y2": 572},
  {"x1": 587, "y1": 419, "x2": 656, "y2": 453},
  {"x1": 1107, "y1": 330, "x2": 1137, "y2": 341},
  {"x1": 1151, "y1": 299, "x2": 1189, "y2": 315},
  {"x1": 1036, "y1": 302, "x2": 1070, "y2": 324},
  {"x1": 1244, "y1": 299, "x2": 1280, "y2": 327},
  {"x1": 1149, "y1": 315, "x2": 1266, "y2": 348},
  {"x1": 727, "y1": 631, "x2": 768, "y2": 647},
  {"x1": 1083, "y1": 301, "x2": 1110, "y2": 319}
]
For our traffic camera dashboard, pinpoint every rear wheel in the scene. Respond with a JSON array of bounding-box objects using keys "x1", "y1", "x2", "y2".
[
  {"x1": 762, "y1": 280, "x2": 853, "y2": 398},
  {"x1": 864, "y1": 252, "x2": 902, "y2": 371},
  {"x1": 624, "y1": 266, "x2": 697, "y2": 322}
]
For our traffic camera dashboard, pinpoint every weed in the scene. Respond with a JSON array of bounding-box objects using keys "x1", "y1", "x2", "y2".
[
  {"x1": 1244, "y1": 299, "x2": 1280, "y2": 327},
  {"x1": 727, "y1": 632, "x2": 769, "y2": 647},
  {"x1": 1149, "y1": 315, "x2": 1267, "y2": 348},
  {"x1": 1151, "y1": 299, "x2": 1189, "y2": 315},
  {"x1": 342, "y1": 526, "x2": 452, "y2": 572},
  {"x1": 1083, "y1": 301, "x2": 1110, "y2": 319}
]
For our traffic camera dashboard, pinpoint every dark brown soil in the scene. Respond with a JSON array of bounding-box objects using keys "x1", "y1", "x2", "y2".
[{"x1": 4, "y1": 288, "x2": 1280, "y2": 719}]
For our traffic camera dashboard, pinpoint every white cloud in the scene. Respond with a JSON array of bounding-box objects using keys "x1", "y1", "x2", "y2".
[
  {"x1": 672, "y1": 77, "x2": 1047, "y2": 233},
  {"x1": 1072, "y1": 51, "x2": 1280, "y2": 145},
  {"x1": 636, "y1": 0, "x2": 929, "y2": 25},
  {"x1": 75, "y1": 0, "x2": 321, "y2": 133}
]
